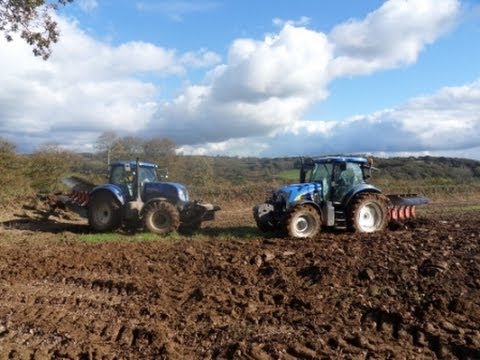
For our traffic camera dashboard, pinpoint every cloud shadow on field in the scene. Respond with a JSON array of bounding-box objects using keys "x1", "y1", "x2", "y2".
[{"x1": 1, "y1": 218, "x2": 91, "y2": 234}]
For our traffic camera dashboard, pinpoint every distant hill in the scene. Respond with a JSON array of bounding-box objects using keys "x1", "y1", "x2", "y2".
[{"x1": 206, "y1": 155, "x2": 480, "y2": 184}]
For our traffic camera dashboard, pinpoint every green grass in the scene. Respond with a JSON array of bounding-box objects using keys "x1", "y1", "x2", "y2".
[
  {"x1": 79, "y1": 231, "x2": 181, "y2": 243},
  {"x1": 78, "y1": 225, "x2": 263, "y2": 244},
  {"x1": 277, "y1": 169, "x2": 299, "y2": 181}
]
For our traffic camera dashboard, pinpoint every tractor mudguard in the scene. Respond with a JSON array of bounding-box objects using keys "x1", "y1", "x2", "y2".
[
  {"x1": 90, "y1": 184, "x2": 127, "y2": 206},
  {"x1": 288, "y1": 200, "x2": 322, "y2": 215},
  {"x1": 141, "y1": 197, "x2": 169, "y2": 213},
  {"x1": 341, "y1": 184, "x2": 382, "y2": 208}
]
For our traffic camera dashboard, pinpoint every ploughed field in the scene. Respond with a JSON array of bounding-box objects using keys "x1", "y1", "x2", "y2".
[{"x1": 0, "y1": 204, "x2": 479, "y2": 359}]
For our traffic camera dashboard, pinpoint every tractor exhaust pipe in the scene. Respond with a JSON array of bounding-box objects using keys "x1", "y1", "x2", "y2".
[{"x1": 136, "y1": 157, "x2": 142, "y2": 203}]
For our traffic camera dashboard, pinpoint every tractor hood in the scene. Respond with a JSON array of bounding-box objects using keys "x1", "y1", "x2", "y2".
[
  {"x1": 273, "y1": 182, "x2": 321, "y2": 207},
  {"x1": 143, "y1": 182, "x2": 189, "y2": 204}
]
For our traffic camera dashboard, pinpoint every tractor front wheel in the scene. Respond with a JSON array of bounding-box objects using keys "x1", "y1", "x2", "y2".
[
  {"x1": 348, "y1": 193, "x2": 389, "y2": 233},
  {"x1": 286, "y1": 205, "x2": 321, "y2": 239},
  {"x1": 88, "y1": 192, "x2": 122, "y2": 232},
  {"x1": 143, "y1": 201, "x2": 180, "y2": 235}
]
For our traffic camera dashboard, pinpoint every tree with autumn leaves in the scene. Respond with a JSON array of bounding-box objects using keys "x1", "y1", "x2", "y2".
[{"x1": 0, "y1": 0, "x2": 72, "y2": 59}]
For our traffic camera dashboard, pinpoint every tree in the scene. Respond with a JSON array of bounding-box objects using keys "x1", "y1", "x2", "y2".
[
  {"x1": 0, "y1": 138, "x2": 31, "y2": 202},
  {"x1": 143, "y1": 138, "x2": 176, "y2": 160},
  {"x1": 0, "y1": 137, "x2": 16, "y2": 153},
  {"x1": 0, "y1": 0, "x2": 73, "y2": 60},
  {"x1": 143, "y1": 137, "x2": 177, "y2": 172},
  {"x1": 27, "y1": 143, "x2": 79, "y2": 192},
  {"x1": 111, "y1": 136, "x2": 144, "y2": 161},
  {"x1": 95, "y1": 131, "x2": 118, "y2": 166}
]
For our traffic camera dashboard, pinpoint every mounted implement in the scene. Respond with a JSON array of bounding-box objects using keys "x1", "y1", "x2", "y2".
[
  {"x1": 253, "y1": 156, "x2": 428, "y2": 238},
  {"x1": 63, "y1": 159, "x2": 220, "y2": 234}
]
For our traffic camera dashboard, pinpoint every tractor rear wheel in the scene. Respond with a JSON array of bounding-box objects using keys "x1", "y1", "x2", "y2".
[
  {"x1": 143, "y1": 201, "x2": 180, "y2": 235},
  {"x1": 348, "y1": 193, "x2": 389, "y2": 233},
  {"x1": 88, "y1": 192, "x2": 122, "y2": 232},
  {"x1": 286, "y1": 205, "x2": 321, "y2": 238}
]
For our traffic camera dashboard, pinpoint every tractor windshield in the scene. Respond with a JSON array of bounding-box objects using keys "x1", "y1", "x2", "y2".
[
  {"x1": 331, "y1": 162, "x2": 365, "y2": 202},
  {"x1": 138, "y1": 166, "x2": 157, "y2": 183}
]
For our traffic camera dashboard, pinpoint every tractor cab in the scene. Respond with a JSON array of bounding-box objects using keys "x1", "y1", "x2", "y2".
[
  {"x1": 109, "y1": 161, "x2": 158, "y2": 200},
  {"x1": 303, "y1": 157, "x2": 370, "y2": 203}
]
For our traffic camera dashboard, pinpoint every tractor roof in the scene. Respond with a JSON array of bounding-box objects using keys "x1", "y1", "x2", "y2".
[
  {"x1": 307, "y1": 156, "x2": 368, "y2": 164},
  {"x1": 110, "y1": 160, "x2": 157, "y2": 168}
]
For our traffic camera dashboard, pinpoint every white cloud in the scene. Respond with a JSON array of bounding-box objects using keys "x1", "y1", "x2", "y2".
[
  {"x1": 0, "y1": 16, "x2": 219, "y2": 151},
  {"x1": 180, "y1": 49, "x2": 221, "y2": 68},
  {"x1": 146, "y1": 0, "x2": 461, "y2": 148},
  {"x1": 180, "y1": 80, "x2": 480, "y2": 159},
  {"x1": 136, "y1": 1, "x2": 219, "y2": 21},
  {"x1": 78, "y1": 0, "x2": 98, "y2": 13},
  {"x1": 145, "y1": 24, "x2": 333, "y2": 143},
  {"x1": 329, "y1": 0, "x2": 459, "y2": 77},
  {"x1": 272, "y1": 16, "x2": 311, "y2": 28},
  {"x1": 1, "y1": 0, "x2": 473, "y2": 160}
]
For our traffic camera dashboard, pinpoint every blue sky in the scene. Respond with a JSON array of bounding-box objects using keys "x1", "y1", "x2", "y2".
[{"x1": 1, "y1": 0, "x2": 480, "y2": 159}]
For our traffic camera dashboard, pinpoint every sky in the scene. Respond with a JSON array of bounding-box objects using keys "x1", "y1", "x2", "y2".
[{"x1": 1, "y1": 0, "x2": 480, "y2": 159}]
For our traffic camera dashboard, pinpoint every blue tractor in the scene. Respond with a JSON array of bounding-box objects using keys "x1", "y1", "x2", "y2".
[
  {"x1": 253, "y1": 156, "x2": 428, "y2": 238},
  {"x1": 64, "y1": 159, "x2": 219, "y2": 234}
]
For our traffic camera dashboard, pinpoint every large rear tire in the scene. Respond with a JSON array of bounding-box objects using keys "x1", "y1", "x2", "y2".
[
  {"x1": 143, "y1": 201, "x2": 180, "y2": 235},
  {"x1": 285, "y1": 205, "x2": 321, "y2": 239},
  {"x1": 88, "y1": 192, "x2": 122, "y2": 232},
  {"x1": 348, "y1": 193, "x2": 389, "y2": 233}
]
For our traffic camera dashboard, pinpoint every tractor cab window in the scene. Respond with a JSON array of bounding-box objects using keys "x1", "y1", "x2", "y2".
[
  {"x1": 110, "y1": 165, "x2": 134, "y2": 198},
  {"x1": 311, "y1": 163, "x2": 333, "y2": 199},
  {"x1": 334, "y1": 162, "x2": 363, "y2": 187},
  {"x1": 138, "y1": 166, "x2": 157, "y2": 184},
  {"x1": 332, "y1": 162, "x2": 364, "y2": 202},
  {"x1": 110, "y1": 165, "x2": 129, "y2": 185},
  {"x1": 311, "y1": 163, "x2": 332, "y2": 182}
]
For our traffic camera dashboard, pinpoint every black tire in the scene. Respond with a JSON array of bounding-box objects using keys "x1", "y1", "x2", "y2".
[
  {"x1": 87, "y1": 192, "x2": 122, "y2": 232},
  {"x1": 347, "y1": 193, "x2": 389, "y2": 233},
  {"x1": 285, "y1": 204, "x2": 321, "y2": 239},
  {"x1": 143, "y1": 201, "x2": 180, "y2": 235}
]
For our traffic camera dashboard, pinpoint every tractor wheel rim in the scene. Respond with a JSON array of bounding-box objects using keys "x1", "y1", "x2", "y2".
[
  {"x1": 153, "y1": 212, "x2": 170, "y2": 229},
  {"x1": 294, "y1": 214, "x2": 315, "y2": 237},
  {"x1": 296, "y1": 217, "x2": 309, "y2": 233},
  {"x1": 94, "y1": 204, "x2": 111, "y2": 225},
  {"x1": 358, "y1": 202, "x2": 381, "y2": 232}
]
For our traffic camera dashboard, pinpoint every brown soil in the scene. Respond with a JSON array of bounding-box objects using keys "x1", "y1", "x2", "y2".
[{"x1": 0, "y1": 206, "x2": 479, "y2": 359}]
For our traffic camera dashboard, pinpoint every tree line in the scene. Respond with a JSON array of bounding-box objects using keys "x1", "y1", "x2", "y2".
[{"x1": 1, "y1": 135, "x2": 480, "y2": 205}]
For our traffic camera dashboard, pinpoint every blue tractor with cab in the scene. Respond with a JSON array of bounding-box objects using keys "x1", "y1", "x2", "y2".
[
  {"x1": 64, "y1": 159, "x2": 219, "y2": 234},
  {"x1": 253, "y1": 156, "x2": 427, "y2": 238}
]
